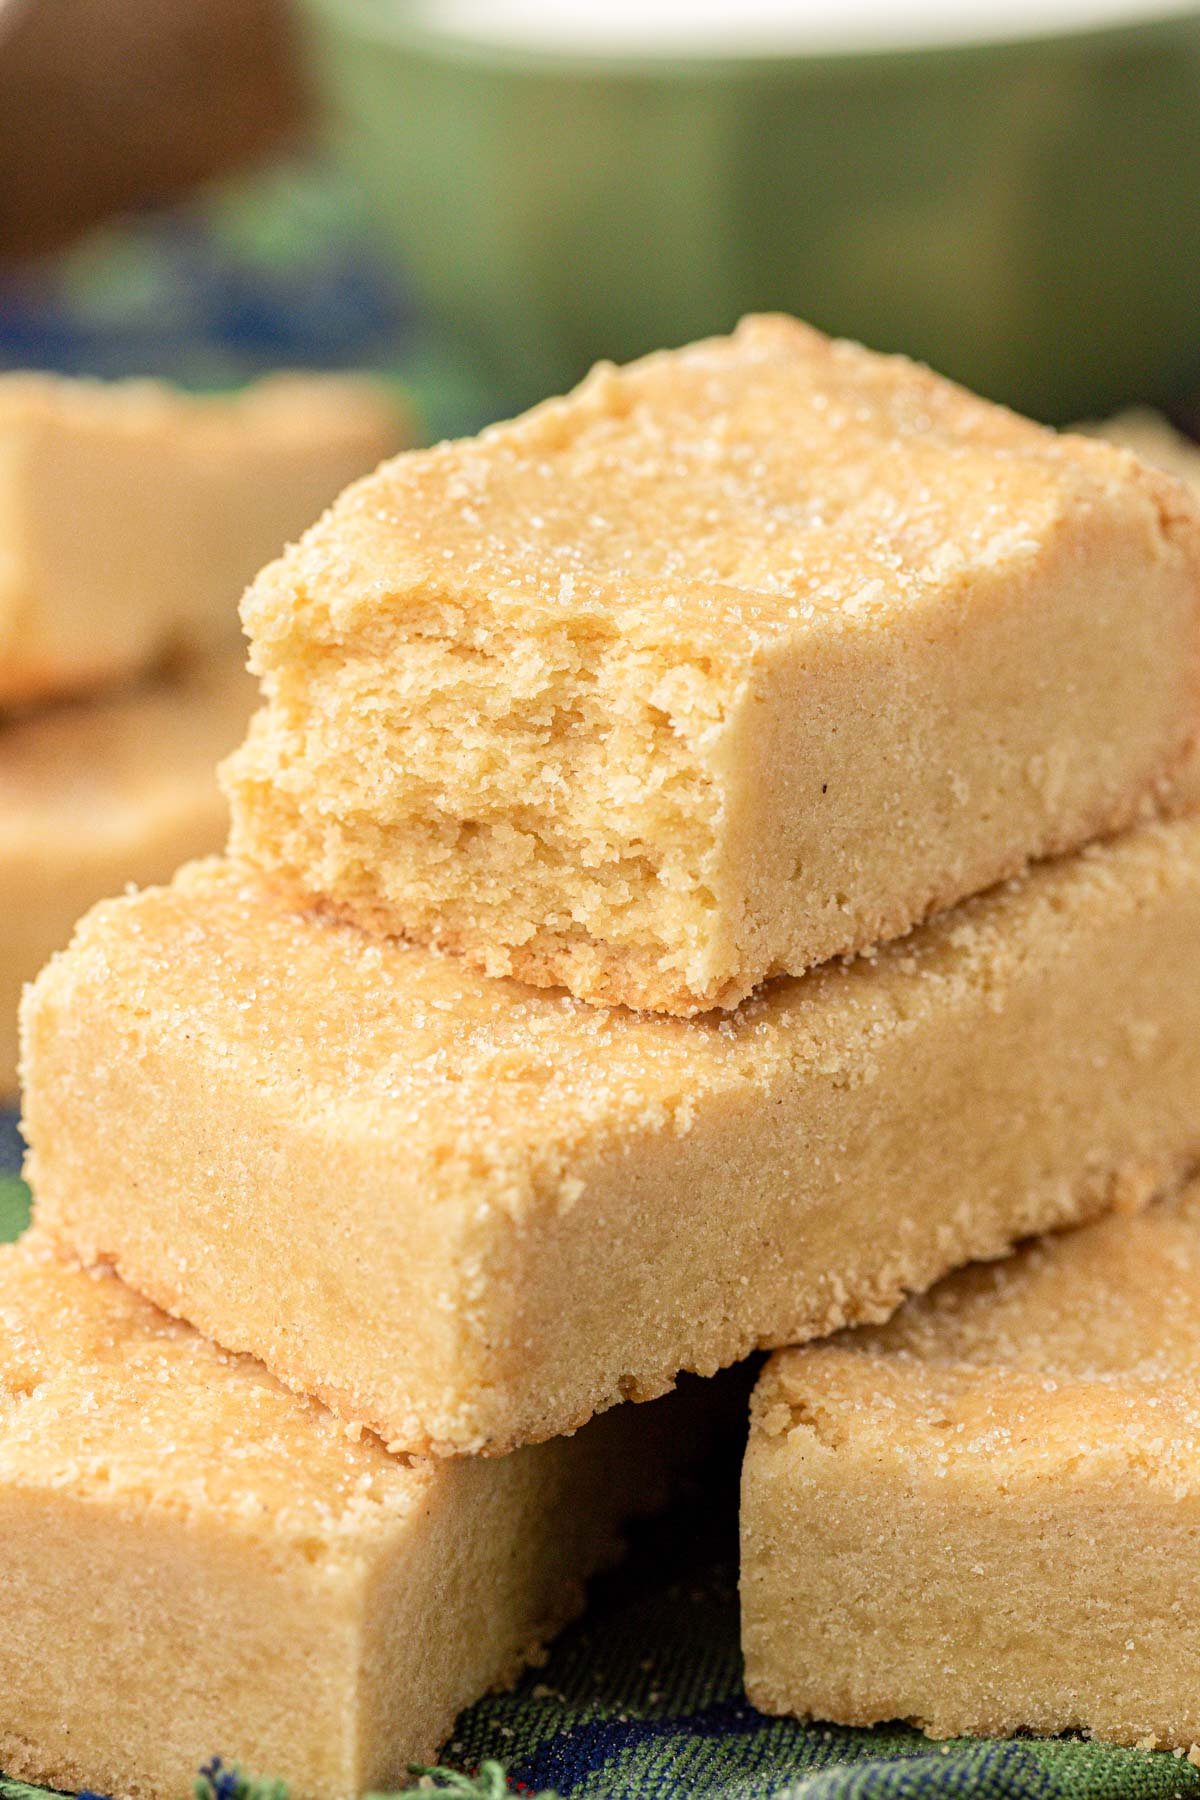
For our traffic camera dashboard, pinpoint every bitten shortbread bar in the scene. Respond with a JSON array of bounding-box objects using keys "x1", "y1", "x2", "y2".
[
  {"x1": 226, "y1": 315, "x2": 1200, "y2": 1014},
  {"x1": 0, "y1": 372, "x2": 404, "y2": 704},
  {"x1": 0, "y1": 1238, "x2": 689, "y2": 1800},
  {"x1": 741, "y1": 1177, "x2": 1200, "y2": 1748},
  {"x1": 0, "y1": 648, "x2": 254, "y2": 1099},
  {"x1": 23, "y1": 811, "x2": 1200, "y2": 1457}
]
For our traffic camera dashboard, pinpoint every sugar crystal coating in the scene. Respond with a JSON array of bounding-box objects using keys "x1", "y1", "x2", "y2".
[
  {"x1": 24, "y1": 814, "x2": 1200, "y2": 1454},
  {"x1": 0, "y1": 1238, "x2": 693, "y2": 1800},
  {"x1": 743, "y1": 1179, "x2": 1200, "y2": 1746},
  {"x1": 229, "y1": 317, "x2": 1200, "y2": 1012}
]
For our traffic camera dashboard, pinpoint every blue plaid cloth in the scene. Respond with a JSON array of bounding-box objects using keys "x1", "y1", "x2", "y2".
[{"x1": 0, "y1": 159, "x2": 491, "y2": 439}]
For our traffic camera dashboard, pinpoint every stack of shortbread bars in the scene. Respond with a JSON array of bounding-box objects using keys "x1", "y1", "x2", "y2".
[
  {"x1": 0, "y1": 372, "x2": 401, "y2": 1105},
  {"x1": 9, "y1": 315, "x2": 1200, "y2": 1796}
]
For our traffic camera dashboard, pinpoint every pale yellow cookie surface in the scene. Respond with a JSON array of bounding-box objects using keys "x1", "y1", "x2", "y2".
[
  {"x1": 0, "y1": 648, "x2": 254, "y2": 1098},
  {"x1": 0, "y1": 1237, "x2": 686, "y2": 1800},
  {"x1": 0, "y1": 372, "x2": 405, "y2": 704},
  {"x1": 23, "y1": 811, "x2": 1200, "y2": 1455},
  {"x1": 1088, "y1": 407, "x2": 1200, "y2": 487},
  {"x1": 228, "y1": 316, "x2": 1200, "y2": 1012},
  {"x1": 1088, "y1": 411, "x2": 1200, "y2": 808},
  {"x1": 742, "y1": 1178, "x2": 1200, "y2": 1747}
]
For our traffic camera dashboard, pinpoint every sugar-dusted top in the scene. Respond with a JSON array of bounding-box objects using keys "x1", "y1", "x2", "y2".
[
  {"x1": 0, "y1": 1238, "x2": 431, "y2": 1540},
  {"x1": 850, "y1": 1179, "x2": 1200, "y2": 1379},
  {"x1": 759, "y1": 1180, "x2": 1200, "y2": 1488},
  {"x1": 31, "y1": 821, "x2": 1200, "y2": 1190},
  {"x1": 243, "y1": 315, "x2": 1197, "y2": 658}
]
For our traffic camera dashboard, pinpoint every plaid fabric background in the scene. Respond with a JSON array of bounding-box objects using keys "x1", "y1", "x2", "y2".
[
  {"x1": 4, "y1": 166, "x2": 1200, "y2": 1800},
  {"x1": 0, "y1": 158, "x2": 488, "y2": 438}
]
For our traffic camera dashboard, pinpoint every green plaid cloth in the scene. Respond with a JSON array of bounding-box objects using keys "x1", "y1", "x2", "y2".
[{"x1": 0, "y1": 1144, "x2": 1198, "y2": 1800}]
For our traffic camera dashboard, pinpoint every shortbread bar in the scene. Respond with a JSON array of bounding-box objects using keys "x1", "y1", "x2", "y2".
[
  {"x1": 741, "y1": 1176, "x2": 1200, "y2": 1748},
  {"x1": 0, "y1": 372, "x2": 404, "y2": 703},
  {"x1": 1088, "y1": 408, "x2": 1200, "y2": 487},
  {"x1": 1089, "y1": 413, "x2": 1200, "y2": 810},
  {"x1": 226, "y1": 315, "x2": 1200, "y2": 1014},
  {"x1": 0, "y1": 648, "x2": 254, "y2": 1098},
  {"x1": 0, "y1": 1237, "x2": 694, "y2": 1800},
  {"x1": 24, "y1": 811, "x2": 1200, "y2": 1456}
]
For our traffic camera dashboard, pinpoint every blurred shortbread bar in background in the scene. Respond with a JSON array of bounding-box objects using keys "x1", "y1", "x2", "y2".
[
  {"x1": 0, "y1": 648, "x2": 254, "y2": 1098},
  {"x1": 0, "y1": 1237, "x2": 699, "y2": 1800},
  {"x1": 1087, "y1": 408, "x2": 1200, "y2": 488},
  {"x1": 23, "y1": 811, "x2": 1200, "y2": 1457},
  {"x1": 741, "y1": 1177, "x2": 1200, "y2": 1749},
  {"x1": 0, "y1": 372, "x2": 406, "y2": 704},
  {"x1": 1086, "y1": 410, "x2": 1200, "y2": 809},
  {"x1": 226, "y1": 314, "x2": 1200, "y2": 1014}
]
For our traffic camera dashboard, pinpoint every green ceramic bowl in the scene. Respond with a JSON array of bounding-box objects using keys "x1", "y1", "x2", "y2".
[{"x1": 298, "y1": 0, "x2": 1200, "y2": 420}]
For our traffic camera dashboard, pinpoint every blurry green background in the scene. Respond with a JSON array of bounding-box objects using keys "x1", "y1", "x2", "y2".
[
  {"x1": 299, "y1": 0, "x2": 1200, "y2": 421},
  {"x1": 0, "y1": 1176, "x2": 28, "y2": 1245},
  {"x1": 2, "y1": 0, "x2": 1200, "y2": 428}
]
